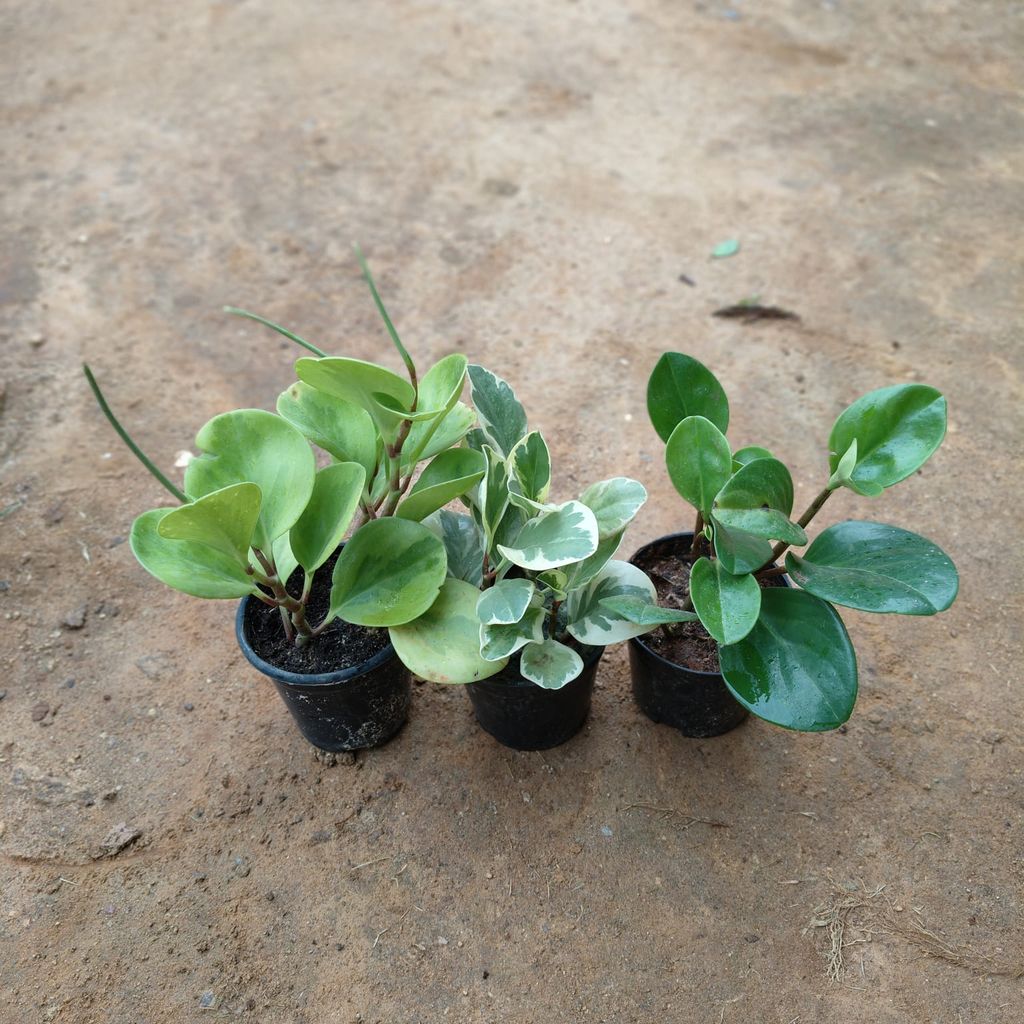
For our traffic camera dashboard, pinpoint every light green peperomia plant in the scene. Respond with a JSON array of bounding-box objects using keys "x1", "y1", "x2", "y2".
[
  {"x1": 388, "y1": 366, "x2": 690, "y2": 689},
  {"x1": 84, "y1": 252, "x2": 487, "y2": 647},
  {"x1": 645, "y1": 352, "x2": 959, "y2": 731}
]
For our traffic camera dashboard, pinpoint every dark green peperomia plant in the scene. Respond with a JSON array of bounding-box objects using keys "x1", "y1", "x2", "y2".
[
  {"x1": 84, "y1": 253, "x2": 486, "y2": 646},
  {"x1": 644, "y1": 352, "x2": 959, "y2": 731},
  {"x1": 388, "y1": 366, "x2": 688, "y2": 688}
]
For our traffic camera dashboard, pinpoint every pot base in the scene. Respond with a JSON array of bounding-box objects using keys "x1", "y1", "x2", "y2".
[{"x1": 466, "y1": 646, "x2": 603, "y2": 751}]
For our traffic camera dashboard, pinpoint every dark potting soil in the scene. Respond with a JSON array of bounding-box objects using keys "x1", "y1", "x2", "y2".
[
  {"x1": 244, "y1": 550, "x2": 390, "y2": 675},
  {"x1": 632, "y1": 536, "x2": 785, "y2": 673}
]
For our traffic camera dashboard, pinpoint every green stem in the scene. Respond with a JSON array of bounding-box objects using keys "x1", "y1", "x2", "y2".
[
  {"x1": 223, "y1": 307, "x2": 327, "y2": 357},
  {"x1": 83, "y1": 365, "x2": 188, "y2": 503},
  {"x1": 759, "y1": 486, "x2": 833, "y2": 571},
  {"x1": 690, "y1": 511, "x2": 704, "y2": 556},
  {"x1": 355, "y1": 244, "x2": 417, "y2": 390}
]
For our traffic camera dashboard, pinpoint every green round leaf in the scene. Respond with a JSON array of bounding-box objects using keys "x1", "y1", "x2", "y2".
[
  {"x1": 719, "y1": 588, "x2": 858, "y2": 732},
  {"x1": 829, "y1": 383, "x2": 947, "y2": 493},
  {"x1": 130, "y1": 509, "x2": 256, "y2": 600},
  {"x1": 520, "y1": 639, "x2": 584, "y2": 690},
  {"x1": 578, "y1": 477, "x2": 647, "y2": 540},
  {"x1": 157, "y1": 483, "x2": 261, "y2": 564},
  {"x1": 389, "y1": 578, "x2": 507, "y2": 684},
  {"x1": 786, "y1": 520, "x2": 958, "y2": 615},
  {"x1": 477, "y1": 578, "x2": 535, "y2": 625},
  {"x1": 296, "y1": 356, "x2": 416, "y2": 441},
  {"x1": 289, "y1": 462, "x2": 366, "y2": 573},
  {"x1": 712, "y1": 457, "x2": 806, "y2": 545},
  {"x1": 647, "y1": 352, "x2": 729, "y2": 442},
  {"x1": 396, "y1": 448, "x2": 486, "y2": 522},
  {"x1": 733, "y1": 445, "x2": 774, "y2": 470},
  {"x1": 689, "y1": 556, "x2": 761, "y2": 645},
  {"x1": 276, "y1": 381, "x2": 377, "y2": 479},
  {"x1": 711, "y1": 515, "x2": 773, "y2": 576},
  {"x1": 403, "y1": 354, "x2": 470, "y2": 465},
  {"x1": 665, "y1": 416, "x2": 732, "y2": 514},
  {"x1": 328, "y1": 518, "x2": 447, "y2": 627},
  {"x1": 184, "y1": 409, "x2": 316, "y2": 552},
  {"x1": 497, "y1": 501, "x2": 599, "y2": 571}
]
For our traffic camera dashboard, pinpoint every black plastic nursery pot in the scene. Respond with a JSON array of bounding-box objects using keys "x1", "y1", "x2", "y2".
[
  {"x1": 235, "y1": 555, "x2": 411, "y2": 753},
  {"x1": 466, "y1": 644, "x2": 604, "y2": 751},
  {"x1": 628, "y1": 532, "x2": 753, "y2": 738}
]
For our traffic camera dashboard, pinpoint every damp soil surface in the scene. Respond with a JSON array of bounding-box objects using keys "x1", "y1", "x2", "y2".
[
  {"x1": 244, "y1": 550, "x2": 389, "y2": 675},
  {"x1": 634, "y1": 534, "x2": 785, "y2": 673},
  {"x1": 2, "y1": 3, "x2": 1022, "y2": 1022}
]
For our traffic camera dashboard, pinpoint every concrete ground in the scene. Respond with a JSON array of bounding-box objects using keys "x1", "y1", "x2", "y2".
[{"x1": 1, "y1": 1, "x2": 1022, "y2": 1021}]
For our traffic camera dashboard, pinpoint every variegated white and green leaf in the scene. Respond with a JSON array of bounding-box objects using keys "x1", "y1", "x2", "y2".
[
  {"x1": 562, "y1": 529, "x2": 625, "y2": 590},
  {"x1": 565, "y1": 559, "x2": 657, "y2": 645},
  {"x1": 476, "y1": 578, "x2": 535, "y2": 625},
  {"x1": 602, "y1": 596, "x2": 698, "y2": 627},
  {"x1": 578, "y1": 477, "x2": 647, "y2": 540},
  {"x1": 509, "y1": 431, "x2": 551, "y2": 503},
  {"x1": 520, "y1": 639, "x2": 584, "y2": 690},
  {"x1": 467, "y1": 364, "x2": 528, "y2": 457},
  {"x1": 497, "y1": 501, "x2": 599, "y2": 571},
  {"x1": 480, "y1": 606, "x2": 546, "y2": 662},
  {"x1": 423, "y1": 509, "x2": 484, "y2": 586}
]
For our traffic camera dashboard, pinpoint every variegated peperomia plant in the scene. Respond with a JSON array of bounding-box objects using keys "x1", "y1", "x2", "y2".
[
  {"x1": 644, "y1": 351, "x2": 959, "y2": 731},
  {"x1": 83, "y1": 252, "x2": 489, "y2": 647},
  {"x1": 388, "y1": 366, "x2": 689, "y2": 689}
]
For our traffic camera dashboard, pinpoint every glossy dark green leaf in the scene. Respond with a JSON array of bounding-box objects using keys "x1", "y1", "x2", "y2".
[
  {"x1": 712, "y1": 457, "x2": 806, "y2": 545},
  {"x1": 647, "y1": 352, "x2": 729, "y2": 442},
  {"x1": 665, "y1": 416, "x2": 732, "y2": 514},
  {"x1": 689, "y1": 556, "x2": 761, "y2": 645},
  {"x1": 732, "y1": 445, "x2": 773, "y2": 468},
  {"x1": 711, "y1": 515, "x2": 773, "y2": 575},
  {"x1": 719, "y1": 588, "x2": 858, "y2": 732},
  {"x1": 786, "y1": 520, "x2": 958, "y2": 615},
  {"x1": 829, "y1": 383, "x2": 947, "y2": 493}
]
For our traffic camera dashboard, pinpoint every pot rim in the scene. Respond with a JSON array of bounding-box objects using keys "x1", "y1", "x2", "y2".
[
  {"x1": 628, "y1": 530, "x2": 790, "y2": 679},
  {"x1": 235, "y1": 595, "x2": 397, "y2": 689}
]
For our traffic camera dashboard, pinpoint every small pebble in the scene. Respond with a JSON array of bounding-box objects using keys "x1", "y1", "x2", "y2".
[
  {"x1": 31, "y1": 702, "x2": 49, "y2": 722},
  {"x1": 62, "y1": 605, "x2": 87, "y2": 629},
  {"x1": 198, "y1": 992, "x2": 216, "y2": 1010},
  {"x1": 183, "y1": 702, "x2": 194, "y2": 712}
]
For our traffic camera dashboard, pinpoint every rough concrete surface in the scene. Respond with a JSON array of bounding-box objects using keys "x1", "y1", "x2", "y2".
[{"x1": 1, "y1": 1, "x2": 1022, "y2": 1021}]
